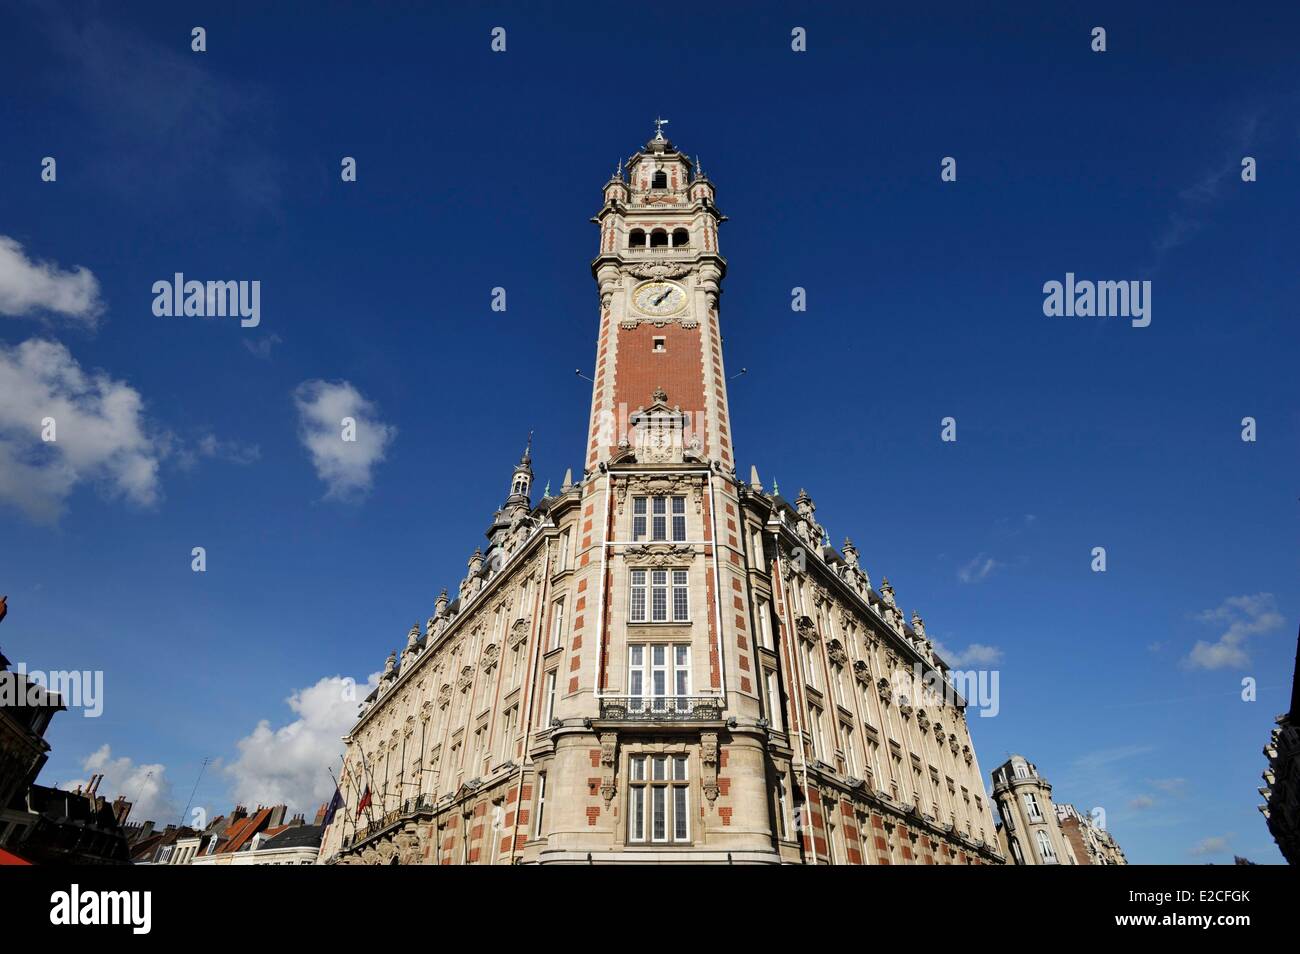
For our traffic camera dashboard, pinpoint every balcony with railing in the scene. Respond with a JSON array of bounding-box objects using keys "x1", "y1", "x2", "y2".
[{"x1": 598, "y1": 695, "x2": 723, "y2": 722}]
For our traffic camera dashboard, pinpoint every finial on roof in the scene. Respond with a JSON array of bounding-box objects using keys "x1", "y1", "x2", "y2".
[
  {"x1": 652, "y1": 385, "x2": 667, "y2": 403},
  {"x1": 749, "y1": 465, "x2": 762, "y2": 491},
  {"x1": 561, "y1": 468, "x2": 574, "y2": 492},
  {"x1": 653, "y1": 116, "x2": 669, "y2": 141},
  {"x1": 695, "y1": 155, "x2": 704, "y2": 178},
  {"x1": 542, "y1": 480, "x2": 551, "y2": 498}
]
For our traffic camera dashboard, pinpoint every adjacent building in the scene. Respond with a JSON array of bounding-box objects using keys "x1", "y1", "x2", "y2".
[
  {"x1": 991, "y1": 755, "x2": 1129, "y2": 865},
  {"x1": 1057, "y1": 802, "x2": 1127, "y2": 865},
  {"x1": 320, "y1": 126, "x2": 1002, "y2": 865},
  {"x1": 1260, "y1": 622, "x2": 1300, "y2": 865}
]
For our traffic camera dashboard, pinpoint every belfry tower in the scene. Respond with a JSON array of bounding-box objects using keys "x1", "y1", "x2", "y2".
[{"x1": 587, "y1": 122, "x2": 732, "y2": 470}]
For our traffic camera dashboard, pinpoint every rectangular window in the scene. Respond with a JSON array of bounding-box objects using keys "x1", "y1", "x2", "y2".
[
  {"x1": 650, "y1": 496, "x2": 668, "y2": 541},
  {"x1": 1024, "y1": 792, "x2": 1042, "y2": 821},
  {"x1": 671, "y1": 495, "x2": 686, "y2": 541},
  {"x1": 633, "y1": 497, "x2": 647, "y2": 540},
  {"x1": 534, "y1": 772, "x2": 547, "y2": 837},
  {"x1": 628, "y1": 644, "x2": 690, "y2": 712},
  {"x1": 542, "y1": 671, "x2": 557, "y2": 726},
  {"x1": 808, "y1": 704, "x2": 823, "y2": 759},
  {"x1": 764, "y1": 668, "x2": 783, "y2": 731},
  {"x1": 499, "y1": 706, "x2": 517, "y2": 762},
  {"x1": 630, "y1": 569, "x2": 647, "y2": 622},
  {"x1": 629, "y1": 754, "x2": 689, "y2": 843},
  {"x1": 549, "y1": 598, "x2": 566, "y2": 650},
  {"x1": 843, "y1": 725, "x2": 856, "y2": 777},
  {"x1": 558, "y1": 529, "x2": 570, "y2": 570},
  {"x1": 651, "y1": 569, "x2": 668, "y2": 621},
  {"x1": 671, "y1": 569, "x2": 689, "y2": 622},
  {"x1": 756, "y1": 598, "x2": 772, "y2": 648}
]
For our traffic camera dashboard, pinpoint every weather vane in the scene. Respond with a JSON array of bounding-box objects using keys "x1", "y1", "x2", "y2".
[{"x1": 654, "y1": 116, "x2": 669, "y2": 138}]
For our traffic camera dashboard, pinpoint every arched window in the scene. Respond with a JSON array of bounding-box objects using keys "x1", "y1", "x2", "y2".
[
  {"x1": 629, "y1": 229, "x2": 646, "y2": 248},
  {"x1": 651, "y1": 170, "x2": 668, "y2": 189},
  {"x1": 649, "y1": 229, "x2": 668, "y2": 248},
  {"x1": 671, "y1": 228, "x2": 690, "y2": 247}
]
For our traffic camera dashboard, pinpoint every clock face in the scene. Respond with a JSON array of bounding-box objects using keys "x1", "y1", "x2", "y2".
[{"x1": 633, "y1": 281, "x2": 687, "y2": 317}]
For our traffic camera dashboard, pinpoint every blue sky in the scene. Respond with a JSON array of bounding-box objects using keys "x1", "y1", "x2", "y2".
[{"x1": 0, "y1": 1, "x2": 1296, "y2": 862}]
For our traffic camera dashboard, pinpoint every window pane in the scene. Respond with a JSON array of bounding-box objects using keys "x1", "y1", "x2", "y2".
[
  {"x1": 653, "y1": 497, "x2": 666, "y2": 515},
  {"x1": 631, "y1": 755, "x2": 645, "y2": 781},
  {"x1": 673, "y1": 755, "x2": 688, "y2": 780},
  {"x1": 653, "y1": 755, "x2": 667, "y2": 780},
  {"x1": 630, "y1": 787, "x2": 645, "y2": 841},
  {"x1": 673, "y1": 581, "x2": 688, "y2": 621},
  {"x1": 652, "y1": 787, "x2": 666, "y2": 841},
  {"x1": 652, "y1": 645, "x2": 665, "y2": 665},
  {"x1": 674, "y1": 786, "x2": 688, "y2": 841},
  {"x1": 630, "y1": 645, "x2": 643, "y2": 666},
  {"x1": 652, "y1": 585, "x2": 667, "y2": 621},
  {"x1": 653, "y1": 670, "x2": 665, "y2": 696},
  {"x1": 630, "y1": 670, "x2": 643, "y2": 696}
]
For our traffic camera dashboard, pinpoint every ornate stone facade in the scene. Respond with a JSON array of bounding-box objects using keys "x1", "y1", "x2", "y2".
[{"x1": 319, "y1": 126, "x2": 1002, "y2": 865}]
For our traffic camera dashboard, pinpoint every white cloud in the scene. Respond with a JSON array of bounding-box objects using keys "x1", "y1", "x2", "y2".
[
  {"x1": 1189, "y1": 834, "x2": 1232, "y2": 857},
  {"x1": 934, "y1": 640, "x2": 1003, "y2": 667},
  {"x1": 59, "y1": 744, "x2": 177, "y2": 824},
  {"x1": 242, "y1": 333, "x2": 282, "y2": 360},
  {"x1": 957, "y1": 553, "x2": 1000, "y2": 584},
  {"x1": 1149, "y1": 777, "x2": 1188, "y2": 796},
  {"x1": 1128, "y1": 794, "x2": 1155, "y2": 811},
  {"x1": 0, "y1": 338, "x2": 163, "y2": 521},
  {"x1": 1183, "y1": 593, "x2": 1284, "y2": 670},
  {"x1": 226, "y1": 673, "x2": 379, "y2": 815},
  {"x1": 0, "y1": 236, "x2": 103, "y2": 327},
  {"x1": 293, "y1": 380, "x2": 396, "y2": 500}
]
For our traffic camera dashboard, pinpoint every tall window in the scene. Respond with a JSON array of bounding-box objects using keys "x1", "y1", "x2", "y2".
[
  {"x1": 534, "y1": 772, "x2": 547, "y2": 837},
  {"x1": 1024, "y1": 792, "x2": 1043, "y2": 821},
  {"x1": 799, "y1": 639, "x2": 819, "y2": 690},
  {"x1": 541, "y1": 671, "x2": 557, "y2": 726},
  {"x1": 1035, "y1": 829, "x2": 1057, "y2": 863},
  {"x1": 842, "y1": 725, "x2": 856, "y2": 777},
  {"x1": 629, "y1": 568, "x2": 689, "y2": 622},
  {"x1": 499, "y1": 706, "x2": 517, "y2": 763},
  {"x1": 558, "y1": 529, "x2": 570, "y2": 570},
  {"x1": 763, "y1": 668, "x2": 783, "y2": 731},
  {"x1": 628, "y1": 754, "x2": 689, "y2": 843},
  {"x1": 549, "y1": 597, "x2": 566, "y2": 650},
  {"x1": 629, "y1": 644, "x2": 690, "y2": 703},
  {"x1": 633, "y1": 495, "x2": 686, "y2": 541},
  {"x1": 808, "y1": 704, "x2": 824, "y2": 759},
  {"x1": 651, "y1": 170, "x2": 668, "y2": 189},
  {"x1": 509, "y1": 641, "x2": 523, "y2": 687},
  {"x1": 756, "y1": 597, "x2": 772, "y2": 648}
]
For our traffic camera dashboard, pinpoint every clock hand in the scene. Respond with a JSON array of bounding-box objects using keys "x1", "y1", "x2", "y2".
[{"x1": 653, "y1": 290, "x2": 671, "y2": 306}]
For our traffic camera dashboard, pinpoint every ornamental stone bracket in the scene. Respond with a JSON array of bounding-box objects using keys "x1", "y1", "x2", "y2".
[
  {"x1": 853, "y1": 660, "x2": 872, "y2": 686},
  {"x1": 700, "y1": 730, "x2": 720, "y2": 805},
  {"x1": 625, "y1": 262, "x2": 692, "y2": 280},
  {"x1": 623, "y1": 542, "x2": 696, "y2": 566},
  {"x1": 481, "y1": 643, "x2": 500, "y2": 673},
  {"x1": 508, "y1": 617, "x2": 531, "y2": 648},
  {"x1": 456, "y1": 666, "x2": 474, "y2": 692},
  {"x1": 795, "y1": 615, "x2": 818, "y2": 643},
  {"x1": 827, "y1": 639, "x2": 848, "y2": 667},
  {"x1": 600, "y1": 731, "x2": 618, "y2": 806}
]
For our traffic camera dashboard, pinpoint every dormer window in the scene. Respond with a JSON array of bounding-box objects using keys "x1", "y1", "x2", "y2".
[{"x1": 651, "y1": 170, "x2": 668, "y2": 189}]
